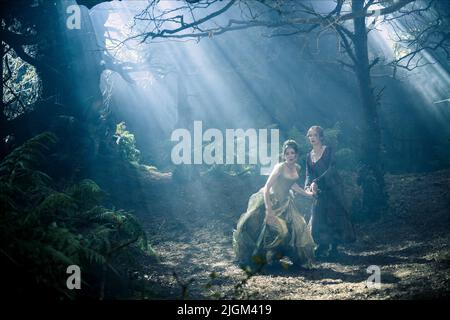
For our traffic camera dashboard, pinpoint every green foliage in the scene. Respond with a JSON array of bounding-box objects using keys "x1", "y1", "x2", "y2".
[
  {"x1": 201, "y1": 137, "x2": 259, "y2": 177},
  {"x1": 286, "y1": 126, "x2": 310, "y2": 163},
  {"x1": 67, "y1": 179, "x2": 105, "y2": 211},
  {"x1": 0, "y1": 132, "x2": 151, "y2": 299},
  {"x1": 323, "y1": 122, "x2": 341, "y2": 150},
  {"x1": 335, "y1": 148, "x2": 358, "y2": 170},
  {"x1": 114, "y1": 122, "x2": 141, "y2": 162},
  {"x1": 0, "y1": 132, "x2": 56, "y2": 189},
  {"x1": 286, "y1": 123, "x2": 359, "y2": 171}
]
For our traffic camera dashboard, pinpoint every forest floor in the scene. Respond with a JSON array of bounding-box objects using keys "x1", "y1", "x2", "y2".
[{"x1": 137, "y1": 169, "x2": 450, "y2": 300}]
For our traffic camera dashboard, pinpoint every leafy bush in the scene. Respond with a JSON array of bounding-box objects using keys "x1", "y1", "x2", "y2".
[
  {"x1": 0, "y1": 132, "x2": 152, "y2": 299},
  {"x1": 114, "y1": 122, "x2": 141, "y2": 162}
]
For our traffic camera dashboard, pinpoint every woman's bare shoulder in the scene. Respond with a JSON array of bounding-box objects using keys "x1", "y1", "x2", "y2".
[{"x1": 274, "y1": 162, "x2": 284, "y2": 172}]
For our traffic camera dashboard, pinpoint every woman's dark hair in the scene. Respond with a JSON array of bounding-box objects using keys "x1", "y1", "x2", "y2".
[{"x1": 282, "y1": 139, "x2": 299, "y2": 156}]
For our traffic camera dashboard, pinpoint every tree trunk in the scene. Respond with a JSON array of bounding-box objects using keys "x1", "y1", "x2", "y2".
[{"x1": 352, "y1": 0, "x2": 387, "y2": 219}]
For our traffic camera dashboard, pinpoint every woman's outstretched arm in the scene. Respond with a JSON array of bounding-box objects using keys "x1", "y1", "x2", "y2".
[{"x1": 292, "y1": 183, "x2": 314, "y2": 198}]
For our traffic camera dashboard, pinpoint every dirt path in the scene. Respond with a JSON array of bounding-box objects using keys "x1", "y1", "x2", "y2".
[{"x1": 138, "y1": 170, "x2": 450, "y2": 299}]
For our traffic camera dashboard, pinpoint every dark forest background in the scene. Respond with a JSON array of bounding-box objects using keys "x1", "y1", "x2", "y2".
[{"x1": 0, "y1": 0, "x2": 449, "y2": 299}]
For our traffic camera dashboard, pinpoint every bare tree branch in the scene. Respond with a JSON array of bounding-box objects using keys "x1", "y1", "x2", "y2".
[{"x1": 127, "y1": 0, "x2": 416, "y2": 43}]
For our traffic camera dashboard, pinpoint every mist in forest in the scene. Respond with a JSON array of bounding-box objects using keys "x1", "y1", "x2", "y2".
[
  {"x1": 1, "y1": 0, "x2": 449, "y2": 301},
  {"x1": 86, "y1": 0, "x2": 450, "y2": 174}
]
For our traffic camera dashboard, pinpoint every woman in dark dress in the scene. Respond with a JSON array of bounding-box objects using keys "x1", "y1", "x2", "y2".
[{"x1": 305, "y1": 126, "x2": 355, "y2": 257}]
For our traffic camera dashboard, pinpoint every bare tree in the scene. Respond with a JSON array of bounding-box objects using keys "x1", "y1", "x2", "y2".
[
  {"x1": 2, "y1": 0, "x2": 445, "y2": 216},
  {"x1": 123, "y1": 0, "x2": 448, "y2": 218}
]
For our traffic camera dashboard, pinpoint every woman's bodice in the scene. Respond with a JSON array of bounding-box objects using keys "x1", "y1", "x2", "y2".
[
  {"x1": 271, "y1": 163, "x2": 300, "y2": 202},
  {"x1": 307, "y1": 146, "x2": 331, "y2": 179}
]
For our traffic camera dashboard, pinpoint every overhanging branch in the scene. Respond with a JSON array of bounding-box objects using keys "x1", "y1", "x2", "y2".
[{"x1": 130, "y1": 0, "x2": 415, "y2": 42}]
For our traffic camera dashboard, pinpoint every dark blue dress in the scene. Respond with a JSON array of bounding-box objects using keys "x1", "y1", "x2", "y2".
[{"x1": 305, "y1": 146, "x2": 355, "y2": 245}]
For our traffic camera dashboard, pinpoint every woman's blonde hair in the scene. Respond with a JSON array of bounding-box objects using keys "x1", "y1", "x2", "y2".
[{"x1": 307, "y1": 125, "x2": 324, "y2": 140}]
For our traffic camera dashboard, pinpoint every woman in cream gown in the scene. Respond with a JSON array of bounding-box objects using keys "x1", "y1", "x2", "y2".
[{"x1": 233, "y1": 140, "x2": 316, "y2": 270}]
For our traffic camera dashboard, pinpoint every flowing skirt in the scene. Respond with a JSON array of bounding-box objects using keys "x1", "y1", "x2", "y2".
[
  {"x1": 233, "y1": 190, "x2": 315, "y2": 269},
  {"x1": 311, "y1": 190, "x2": 356, "y2": 245}
]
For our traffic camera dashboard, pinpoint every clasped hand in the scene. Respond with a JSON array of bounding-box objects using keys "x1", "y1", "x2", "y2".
[{"x1": 309, "y1": 182, "x2": 319, "y2": 196}]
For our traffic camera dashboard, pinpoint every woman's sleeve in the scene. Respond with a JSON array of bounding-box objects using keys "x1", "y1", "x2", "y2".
[{"x1": 313, "y1": 147, "x2": 336, "y2": 188}]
